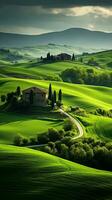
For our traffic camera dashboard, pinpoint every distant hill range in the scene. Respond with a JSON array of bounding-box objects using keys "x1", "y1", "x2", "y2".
[{"x1": 0, "y1": 28, "x2": 112, "y2": 50}]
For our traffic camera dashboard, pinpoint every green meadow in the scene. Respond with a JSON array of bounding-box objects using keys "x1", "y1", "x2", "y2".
[
  {"x1": 79, "y1": 114, "x2": 112, "y2": 141},
  {"x1": 0, "y1": 78, "x2": 112, "y2": 144},
  {"x1": 0, "y1": 144, "x2": 112, "y2": 200},
  {"x1": 0, "y1": 51, "x2": 112, "y2": 200},
  {"x1": 0, "y1": 112, "x2": 63, "y2": 144},
  {"x1": 0, "y1": 78, "x2": 112, "y2": 110}
]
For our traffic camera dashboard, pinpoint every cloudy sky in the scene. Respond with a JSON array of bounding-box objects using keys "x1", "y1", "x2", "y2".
[{"x1": 0, "y1": 0, "x2": 112, "y2": 35}]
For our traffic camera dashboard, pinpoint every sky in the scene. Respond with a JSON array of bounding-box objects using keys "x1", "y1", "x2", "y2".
[{"x1": 0, "y1": 0, "x2": 112, "y2": 35}]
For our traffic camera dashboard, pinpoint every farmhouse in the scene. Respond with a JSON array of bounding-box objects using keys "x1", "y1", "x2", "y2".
[
  {"x1": 22, "y1": 87, "x2": 47, "y2": 106},
  {"x1": 56, "y1": 53, "x2": 71, "y2": 61}
]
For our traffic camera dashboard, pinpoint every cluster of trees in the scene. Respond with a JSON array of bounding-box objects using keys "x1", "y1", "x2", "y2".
[
  {"x1": 1, "y1": 86, "x2": 32, "y2": 111},
  {"x1": 1, "y1": 86, "x2": 21, "y2": 107},
  {"x1": 70, "y1": 106, "x2": 87, "y2": 117},
  {"x1": 41, "y1": 52, "x2": 76, "y2": 62},
  {"x1": 14, "y1": 118, "x2": 76, "y2": 146},
  {"x1": 43, "y1": 137, "x2": 112, "y2": 171},
  {"x1": 94, "y1": 108, "x2": 112, "y2": 118},
  {"x1": 48, "y1": 83, "x2": 63, "y2": 109},
  {"x1": 61, "y1": 67, "x2": 112, "y2": 87},
  {"x1": 87, "y1": 57, "x2": 99, "y2": 66}
]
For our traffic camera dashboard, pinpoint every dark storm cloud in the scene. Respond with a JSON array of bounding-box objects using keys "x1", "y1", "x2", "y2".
[{"x1": 1, "y1": 0, "x2": 112, "y2": 7}]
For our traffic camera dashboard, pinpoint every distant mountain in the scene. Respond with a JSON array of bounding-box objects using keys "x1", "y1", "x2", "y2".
[{"x1": 0, "y1": 28, "x2": 112, "y2": 50}]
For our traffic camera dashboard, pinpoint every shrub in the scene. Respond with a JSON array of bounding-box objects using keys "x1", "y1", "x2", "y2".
[
  {"x1": 63, "y1": 119, "x2": 74, "y2": 131},
  {"x1": 14, "y1": 134, "x2": 23, "y2": 146},
  {"x1": 22, "y1": 138, "x2": 29, "y2": 146},
  {"x1": 43, "y1": 145, "x2": 52, "y2": 154},
  {"x1": 48, "y1": 128, "x2": 60, "y2": 142},
  {"x1": 61, "y1": 136, "x2": 72, "y2": 147},
  {"x1": 30, "y1": 137, "x2": 37, "y2": 145},
  {"x1": 38, "y1": 134, "x2": 49, "y2": 144},
  {"x1": 1, "y1": 95, "x2": 6, "y2": 102}
]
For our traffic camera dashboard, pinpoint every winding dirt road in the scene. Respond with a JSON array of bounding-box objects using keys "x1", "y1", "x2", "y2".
[
  {"x1": 60, "y1": 109, "x2": 84, "y2": 140},
  {"x1": 27, "y1": 109, "x2": 84, "y2": 148}
]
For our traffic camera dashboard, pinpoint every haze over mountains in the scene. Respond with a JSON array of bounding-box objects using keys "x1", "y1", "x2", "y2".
[{"x1": 0, "y1": 28, "x2": 112, "y2": 50}]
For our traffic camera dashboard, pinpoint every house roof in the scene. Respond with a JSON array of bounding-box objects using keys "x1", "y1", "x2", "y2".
[
  {"x1": 23, "y1": 87, "x2": 47, "y2": 94},
  {"x1": 57, "y1": 53, "x2": 71, "y2": 57}
]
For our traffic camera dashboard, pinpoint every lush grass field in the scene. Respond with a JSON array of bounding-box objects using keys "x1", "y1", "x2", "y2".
[
  {"x1": 0, "y1": 78, "x2": 112, "y2": 110},
  {"x1": 0, "y1": 144, "x2": 112, "y2": 200},
  {"x1": 83, "y1": 50, "x2": 112, "y2": 68},
  {"x1": 0, "y1": 59, "x2": 111, "y2": 80},
  {"x1": 0, "y1": 111, "x2": 63, "y2": 144},
  {"x1": 0, "y1": 61, "x2": 89, "y2": 80},
  {"x1": 0, "y1": 50, "x2": 112, "y2": 200},
  {"x1": 79, "y1": 114, "x2": 112, "y2": 141},
  {"x1": 0, "y1": 78, "x2": 112, "y2": 143}
]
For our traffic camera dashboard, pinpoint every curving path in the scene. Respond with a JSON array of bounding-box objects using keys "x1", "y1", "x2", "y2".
[
  {"x1": 59, "y1": 109, "x2": 84, "y2": 140},
  {"x1": 27, "y1": 109, "x2": 84, "y2": 148}
]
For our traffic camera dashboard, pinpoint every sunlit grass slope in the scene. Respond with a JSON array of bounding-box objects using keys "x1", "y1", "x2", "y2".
[
  {"x1": 0, "y1": 78, "x2": 112, "y2": 110},
  {"x1": 80, "y1": 114, "x2": 112, "y2": 141},
  {"x1": 0, "y1": 61, "x2": 88, "y2": 79},
  {"x1": 84, "y1": 50, "x2": 112, "y2": 68},
  {"x1": 0, "y1": 144, "x2": 112, "y2": 200},
  {"x1": 0, "y1": 112, "x2": 63, "y2": 144},
  {"x1": 0, "y1": 78, "x2": 112, "y2": 143}
]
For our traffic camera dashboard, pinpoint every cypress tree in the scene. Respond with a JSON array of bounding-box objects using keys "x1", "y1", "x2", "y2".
[
  {"x1": 16, "y1": 86, "x2": 21, "y2": 97},
  {"x1": 54, "y1": 90, "x2": 57, "y2": 104},
  {"x1": 51, "y1": 94, "x2": 55, "y2": 109},
  {"x1": 58, "y1": 89, "x2": 62, "y2": 102},
  {"x1": 47, "y1": 52, "x2": 51, "y2": 61},
  {"x1": 48, "y1": 83, "x2": 52, "y2": 101},
  {"x1": 72, "y1": 53, "x2": 75, "y2": 61}
]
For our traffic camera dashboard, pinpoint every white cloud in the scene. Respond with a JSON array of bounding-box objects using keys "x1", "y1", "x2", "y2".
[{"x1": 53, "y1": 6, "x2": 112, "y2": 18}]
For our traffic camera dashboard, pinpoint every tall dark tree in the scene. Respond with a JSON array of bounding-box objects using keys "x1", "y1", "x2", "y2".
[
  {"x1": 72, "y1": 53, "x2": 75, "y2": 61},
  {"x1": 47, "y1": 52, "x2": 51, "y2": 61},
  {"x1": 51, "y1": 94, "x2": 55, "y2": 109},
  {"x1": 29, "y1": 90, "x2": 34, "y2": 105},
  {"x1": 16, "y1": 86, "x2": 21, "y2": 97},
  {"x1": 58, "y1": 89, "x2": 62, "y2": 102},
  {"x1": 54, "y1": 90, "x2": 57, "y2": 104},
  {"x1": 48, "y1": 83, "x2": 52, "y2": 101}
]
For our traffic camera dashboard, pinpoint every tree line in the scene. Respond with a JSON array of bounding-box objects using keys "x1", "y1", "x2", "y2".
[
  {"x1": 61, "y1": 67, "x2": 112, "y2": 87},
  {"x1": 43, "y1": 137, "x2": 112, "y2": 171}
]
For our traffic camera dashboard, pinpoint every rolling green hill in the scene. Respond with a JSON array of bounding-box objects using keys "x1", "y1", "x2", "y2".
[
  {"x1": 0, "y1": 60, "x2": 90, "y2": 80},
  {"x1": 0, "y1": 144, "x2": 112, "y2": 200},
  {"x1": 83, "y1": 50, "x2": 112, "y2": 68},
  {"x1": 0, "y1": 78, "x2": 112, "y2": 110},
  {"x1": 79, "y1": 114, "x2": 112, "y2": 141},
  {"x1": 0, "y1": 78, "x2": 112, "y2": 143},
  {"x1": 0, "y1": 111, "x2": 63, "y2": 144}
]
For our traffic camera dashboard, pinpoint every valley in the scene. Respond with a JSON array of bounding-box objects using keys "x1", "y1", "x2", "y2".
[{"x1": 0, "y1": 42, "x2": 112, "y2": 200}]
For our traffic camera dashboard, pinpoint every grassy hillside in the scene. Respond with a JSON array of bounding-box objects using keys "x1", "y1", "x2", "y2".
[
  {"x1": 79, "y1": 114, "x2": 112, "y2": 141},
  {"x1": 0, "y1": 60, "x2": 90, "y2": 80},
  {"x1": 0, "y1": 78, "x2": 112, "y2": 143},
  {"x1": 0, "y1": 78, "x2": 112, "y2": 110},
  {"x1": 83, "y1": 50, "x2": 112, "y2": 68},
  {"x1": 0, "y1": 144, "x2": 112, "y2": 200},
  {"x1": 0, "y1": 111, "x2": 63, "y2": 144}
]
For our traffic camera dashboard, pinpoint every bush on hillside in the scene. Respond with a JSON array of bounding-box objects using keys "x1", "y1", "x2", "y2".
[
  {"x1": 63, "y1": 119, "x2": 74, "y2": 131},
  {"x1": 14, "y1": 134, "x2": 24, "y2": 146}
]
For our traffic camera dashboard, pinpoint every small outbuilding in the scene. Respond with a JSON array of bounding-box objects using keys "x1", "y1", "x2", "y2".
[{"x1": 22, "y1": 87, "x2": 47, "y2": 107}]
